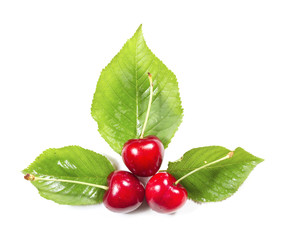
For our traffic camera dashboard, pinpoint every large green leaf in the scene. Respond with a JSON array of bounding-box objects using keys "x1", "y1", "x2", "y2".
[
  {"x1": 91, "y1": 25, "x2": 183, "y2": 154},
  {"x1": 167, "y1": 146, "x2": 263, "y2": 202},
  {"x1": 22, "y1": 146, "x2": 115, "y2": 205}
]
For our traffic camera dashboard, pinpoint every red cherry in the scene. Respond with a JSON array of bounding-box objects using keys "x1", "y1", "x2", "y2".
[
  {"x1": 145, "y1": 172, "x2": 188, "y2": 213},
  {"x1": 103, "y1": 170, "x2": 145, "y2": 213},
  {"x1": 122, "y1": 135, "x2": 164, "y2": 177}
]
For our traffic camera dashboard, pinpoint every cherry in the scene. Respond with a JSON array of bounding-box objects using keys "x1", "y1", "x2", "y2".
[
  {"x1": 122, "y1": 135, "x2": 164, "y2": 177},
  {"x1": 103, "y1": 170, "x2": 145, "y2": 213},
  {"x1": 145, "y1": 172, "x2": 188, "y2": 213}
]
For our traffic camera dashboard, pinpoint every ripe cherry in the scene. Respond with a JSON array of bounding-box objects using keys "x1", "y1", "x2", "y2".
[
  {"x1": 145, "y1": 172, "x2": 188, "y2": 213},
  {"x1": 122, "y1": 135, "x2": 164, "y2": 177},
  {"x1": 103, "y1": 170, "x2": 145, "y2": 213}
]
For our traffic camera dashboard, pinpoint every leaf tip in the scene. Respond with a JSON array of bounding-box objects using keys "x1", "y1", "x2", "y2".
[
  {"x1": 134, "y1": 24, "x2": 143, "y2": 37},
  {"x1": 234, "y1": 147, "x2": 264, "y2": 163}
]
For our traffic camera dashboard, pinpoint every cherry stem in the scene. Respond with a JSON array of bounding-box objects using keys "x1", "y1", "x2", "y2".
[
  {"x1": 24, "y1": 174, "x2": 109, "y2": 191},
  {"x1": 140, "y1": 73, "x2": 153, "y2": 139},
  {"x1": 174, "y1": 151, "x2": 234, "y2": 185}
]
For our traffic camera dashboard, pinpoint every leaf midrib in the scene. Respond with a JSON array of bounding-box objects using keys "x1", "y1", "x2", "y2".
[{"x1": 135, "y1": 30, "x2": 139, "y2": 137}]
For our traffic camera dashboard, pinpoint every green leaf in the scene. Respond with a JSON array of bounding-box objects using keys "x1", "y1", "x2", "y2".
[
  {"x1": 167, "y1": 146, "x2": 263, "y2": 202},
  {"x1": 22, "y1": 146, "x2": 115, "y2": 205},
  {"x1": 91, "y1": 25, "x2": 183, "y2": 154}
]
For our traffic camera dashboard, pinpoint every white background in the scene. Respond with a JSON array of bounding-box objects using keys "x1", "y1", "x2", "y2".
[{"x1": 1, "y1": 0, "x2": 285, "y2": 239}]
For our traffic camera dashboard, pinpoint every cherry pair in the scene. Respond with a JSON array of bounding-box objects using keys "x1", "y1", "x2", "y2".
[{"x1": 103, "y1": 135, "x2": 188, "y2": 214}]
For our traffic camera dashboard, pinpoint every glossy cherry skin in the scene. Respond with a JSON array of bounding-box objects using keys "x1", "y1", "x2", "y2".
[
  {"x1": 122, "y1": 135, "x2": 164, "y2": 177},
  {"x1": 103, "y1": 170, "x2": 145, "y2": 213},
  {"x1": 145, "y1": 172, "x2": 188, "y2": 213}
]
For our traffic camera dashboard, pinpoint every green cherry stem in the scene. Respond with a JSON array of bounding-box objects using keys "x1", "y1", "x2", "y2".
[
  {"x1": 24, "y1": 173, "x2": 109, "y2": 190},
  {"x1": 140, "y1": 72, "x2": 153, "y2": 139},
  {"x1": 174, "y1": 151, "x2": 234, "y2": 185}
]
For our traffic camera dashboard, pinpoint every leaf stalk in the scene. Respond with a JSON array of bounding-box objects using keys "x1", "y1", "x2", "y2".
[
  {"x1": 24, "y1": 174, "x2": 109, "y2": 191},
  {"x1": 174, "y1": 151, "x2": 234, "y2": 185},
  {"x1": 140, "y1": 73, "x2": 153, "y2": 139}
]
